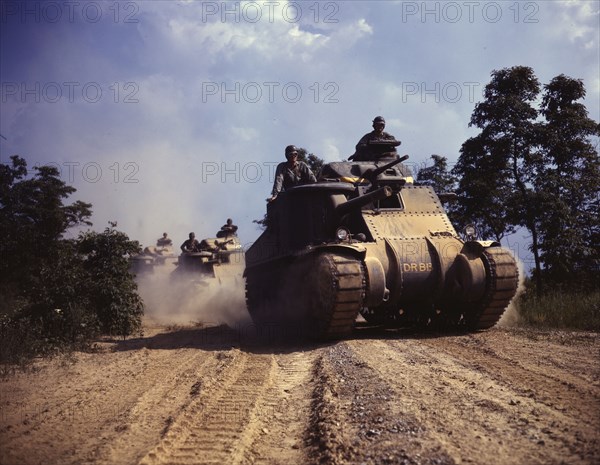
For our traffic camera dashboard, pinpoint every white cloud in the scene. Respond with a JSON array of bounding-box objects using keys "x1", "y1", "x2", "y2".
[
  {"x1": 231, "y1": 126, "x2": 259, "y2": 141},
  {"x1": 319, "y1": 138, "x2": 342, "y2": 161},
  {"x1": 552, "y1": 0, "x2": 599, "y2": 46}
]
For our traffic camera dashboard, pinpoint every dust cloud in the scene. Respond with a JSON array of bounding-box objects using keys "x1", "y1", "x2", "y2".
[
  {"x1": 134, "y1": 260, "x2": 251, "y2": 329},
  {"x1": 497, "y1": 253, "x2": 527, "y2": 327}
]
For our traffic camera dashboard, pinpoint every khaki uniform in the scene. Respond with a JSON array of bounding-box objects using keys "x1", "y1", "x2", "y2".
[{"x1": 271, "y1": 161, "x2": 317, "y2": 196}]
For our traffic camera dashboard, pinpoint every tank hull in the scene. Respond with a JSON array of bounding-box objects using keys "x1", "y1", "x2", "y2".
[{"x1": 245, "y1": 159, "x2": 519, "y2": 338}]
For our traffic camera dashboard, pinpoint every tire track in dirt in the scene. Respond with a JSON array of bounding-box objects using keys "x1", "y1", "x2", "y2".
[
  {"x1": 242, "y1": 349, "x2": 319, "y2": 465},
  {"x1": 138, "y1": 350, "x2": 276, "y2": 465},
  {"x1": 2, "y1": 325, "x2": 598, "y2": 465},
  {"x1": 419, "y1": 331, "x2": 600, "y2": 428},
  {"x1": 94, "y1": 349, "x2": 234, "y2": 465},
  {"x1": 308, "y1": 343, "x2": 454, "y2": 465},
  {"x1": 494, "y1": 329, "x2": 600, "y2": 384},
  {"x1": 347, "y1": 336, "x2": 599, "y2": 465},
  {"x1": 0, "y1": 326, "x2": 235, "y2": 465},
  {"x1": 136, "y1": 347, "x2": 322, "y2": 465}
]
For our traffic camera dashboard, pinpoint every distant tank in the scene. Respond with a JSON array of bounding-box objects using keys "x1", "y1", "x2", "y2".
[
  {"x1": 174, "y1": 234, "x2": 245, "y2": 286},
  {"x1": 244, "y1": 139, "x2": 519, "y2": 339},
  {"x1": 130, "y1": 241, "x2": 177, "y2": 275}
]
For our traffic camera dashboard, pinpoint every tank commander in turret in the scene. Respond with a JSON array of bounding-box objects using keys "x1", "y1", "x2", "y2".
[
  {"x1": 156, "y1": 232, "x2": 172, "y2": 247},
  {"x1": 219, "y1": 218, "x2": 238, "y2": 236},
  {"x1": 180, "y1": 232, "x2": 201, "y2": 253},
  {"x1": 268, "y1": 145, "x2": 317, "y2": 202},
  {"x1": 351, "y1": 116, "x2": 399, "y2": 161}
]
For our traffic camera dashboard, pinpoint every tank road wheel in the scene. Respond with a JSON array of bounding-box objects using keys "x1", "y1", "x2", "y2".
[{"x1": 465, "y1": 247, "x2": 519, "y2": 330}]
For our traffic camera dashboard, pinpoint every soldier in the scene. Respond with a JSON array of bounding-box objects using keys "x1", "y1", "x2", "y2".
[
  {"x1": 180, "y1": 232, "x2": 201, "y2": 253},
  {"x1": 268, "y1": 145, "x2": 317, "y2": 202},
  {"x1": 156, "y1": 232, "x2": 172, "y2": 247},
  {"x1": 220, "y1": 218, "x2": 238, "y2": 236},
  {"x1": 352, "y1": 116, "x2": 398, "y2": 161}
]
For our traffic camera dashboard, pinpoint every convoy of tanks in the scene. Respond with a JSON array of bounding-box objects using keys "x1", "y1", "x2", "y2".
[{"x1": 131, "y1": 127, "x2": 519, "y2": 339}]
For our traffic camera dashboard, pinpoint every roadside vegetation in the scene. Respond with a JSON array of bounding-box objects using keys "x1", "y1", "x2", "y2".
[
  {"x1": 0, "y1": 156, "x2": 143, "y2": 365},
  {"x1": 516, "y1": 285, "x2": 600, "y2": 331}
]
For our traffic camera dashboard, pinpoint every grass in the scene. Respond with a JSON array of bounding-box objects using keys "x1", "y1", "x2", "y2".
[{"x1": 516, "y1": 289, "x2": 600, "y2": 331}]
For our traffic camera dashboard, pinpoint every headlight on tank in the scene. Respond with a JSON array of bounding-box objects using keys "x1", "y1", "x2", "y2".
[{"x1": 336, "y1": 227, "x2": 350, "y2": 242}]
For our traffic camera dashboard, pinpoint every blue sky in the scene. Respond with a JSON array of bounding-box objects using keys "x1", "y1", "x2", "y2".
[{"x1": 1, "y1": 0, "x2": 598, "y2": 267}]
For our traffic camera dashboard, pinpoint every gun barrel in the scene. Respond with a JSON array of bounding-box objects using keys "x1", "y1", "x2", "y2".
[
  {"x1": 335, "y1": 186, "x2": 393, "y2": 216},
  {"x1": 363, "y1": 155, "x2": 409, "y2": 183}
]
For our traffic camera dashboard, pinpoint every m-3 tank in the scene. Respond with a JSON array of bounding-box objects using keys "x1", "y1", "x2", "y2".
[
  {"x1": 244, "y1": 140, "x2": 519, "y2": 339},
  {"x1": 174, "y1": 235, "x2": 245, "y2": 286}
]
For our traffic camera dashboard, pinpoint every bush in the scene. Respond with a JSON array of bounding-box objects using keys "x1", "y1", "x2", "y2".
[
  {"x1": 516, "y1": 288, "x2": 600, "y2": 331},
  {"x1": 0, "y1": 224, "x2": 144, "y2": 364},
  {"x1": 1, "y1": 157, "x2": 143, "y2": 364},
  {"x1": 78, "y1": 225, "x2": 144, "y2": 336}
]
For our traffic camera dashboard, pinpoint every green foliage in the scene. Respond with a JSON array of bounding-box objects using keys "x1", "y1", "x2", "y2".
[
  {"x1": 0, "y1": 156, "x2": 144, "y2": 363},
  {"x1": 535, "y1": 75, "x2": 600, "y2": 288},
  {"x1": 77, "y1": 224, "x2": 144, "y2": 336},
  {"x1": 453, "y1": 66, "x2": 540, "y2": 244},
  {"x1": 452, "y1": 136, "x2": 517, "y2": 241},
  {"x1": 516, "y1": 286, "x2": 600, "y2": 331},
  {"x1": 416, "y1": 155, "x2": 457, "y2": 192},
  {"x1": 0, "y1": 155, "x2": 92, "y2": 310},
  {"x1": 453, "y1": 66, "x2": 599, "y2": 293}
]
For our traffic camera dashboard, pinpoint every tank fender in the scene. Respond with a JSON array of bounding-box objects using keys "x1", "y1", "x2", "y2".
[
  {"x1": 364, "y1": 256, "x2": 388, "y2": 307},
  {"x1": 463, "y1": 240, "x2": 501, "y2": 253},
  {"x1": 295, "y1": 243, "x2": 367, "y2": 258}
]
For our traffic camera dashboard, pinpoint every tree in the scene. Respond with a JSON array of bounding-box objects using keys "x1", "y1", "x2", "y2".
[
  {"x1": 536, "y1": 75, "x2": 600, "y2": 288},
  {"x1": 452, "y1": 136, "x2": 517, "y2": 241},
  {"x1": 453, "y1": 66, "x2": 545, "y2": 291},
  {"x1": 0, "y1": 156, "x2": 145, "y2": 362},
  {"x1": 453, "y1": 67, "x2": 599, "y2": 294},
  {"x1": 416, "y1": 155, "x2": 461, "y2": 225},
  {"x1": 300, "y1": 149, "x2": 324, "y2": 177},
  {"x1": 0, "y1": 156, "x2": 92, "y2": 311},
  {"x1": 416, "y1": 154, "x2": 457, "y2": 193},
  {"x1": 416, "y1": 154, "x2": 459, "y2": 213}
]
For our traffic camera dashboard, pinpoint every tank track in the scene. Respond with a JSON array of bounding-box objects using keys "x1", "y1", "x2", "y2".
[
  {"x1": 314, "y1": 253, "x2": 366, "y2": 339},
  {"x1": 245, "y1": 252, "x2": 365, "y2": 339},
  {"x1": 468, "y1": 247, "x2": 519, "y2": 330}
]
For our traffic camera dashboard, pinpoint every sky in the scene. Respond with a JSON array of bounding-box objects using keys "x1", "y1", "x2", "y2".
[{"x1": 1, "y1": 0, "x2": 599, "y2": 269}]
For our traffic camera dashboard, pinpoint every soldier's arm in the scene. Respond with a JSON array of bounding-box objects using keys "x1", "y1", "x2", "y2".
[
  {"x1": 271, "y1": 163, "x2": 285, "y2": 196},
  {"x1": 302, "y1": 162, "x2": 317, "y2": 183},
  {"x1": 356, "y1": 133, "x2": 370, "y2": 150}
]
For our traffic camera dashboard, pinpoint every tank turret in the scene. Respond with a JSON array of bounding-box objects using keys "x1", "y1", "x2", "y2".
[{"x1": 244, "y1": 153, "x2": 519, "y2": 339}]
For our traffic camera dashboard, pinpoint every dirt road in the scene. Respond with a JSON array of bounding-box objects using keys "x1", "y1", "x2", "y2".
[{"x1": 1, "y1": 323, "x2": 598, "y2": 465}]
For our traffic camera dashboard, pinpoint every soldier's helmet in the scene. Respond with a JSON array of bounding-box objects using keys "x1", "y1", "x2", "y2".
[
  {"x1": 372, "y1": 116, "x2": 386, "y2": 125},
  {"x1": 285, "y1": 145, "x2": 299, "y2": 158}
]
